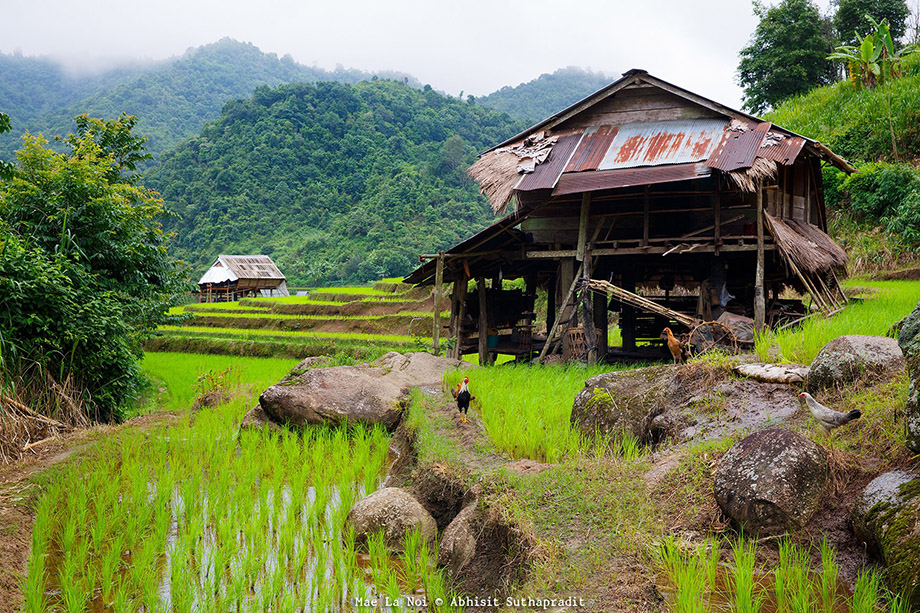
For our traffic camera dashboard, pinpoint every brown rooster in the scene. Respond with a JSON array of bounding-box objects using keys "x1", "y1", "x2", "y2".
[{"x1": 662, "y1": 327, "x2": 684, "y2": 363}]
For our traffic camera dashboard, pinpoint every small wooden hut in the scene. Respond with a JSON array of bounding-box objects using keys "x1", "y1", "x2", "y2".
[
  {"x1": 405, "y1": 69, "x2": 853, "y2": 364},
  {"x1": 197, "y1": 255, "x2": 289, "y2": 302}
]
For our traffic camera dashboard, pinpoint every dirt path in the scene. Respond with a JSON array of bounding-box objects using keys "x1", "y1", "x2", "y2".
[{"x1": 0, "y1": 412, "x2": 179, "y2": 613}]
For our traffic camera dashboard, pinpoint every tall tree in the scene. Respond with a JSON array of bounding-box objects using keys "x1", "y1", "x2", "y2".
[
  {"x1": 834, "y1": 0, "x2": 910, "y2": 45},
  {"x1": 738, "y1": 0, "x2": 837, "y2": 114}
]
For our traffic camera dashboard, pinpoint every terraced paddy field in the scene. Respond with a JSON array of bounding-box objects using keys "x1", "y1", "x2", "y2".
[{"x1": 153, "y1": 281, "x2": 440, "y2": 360}]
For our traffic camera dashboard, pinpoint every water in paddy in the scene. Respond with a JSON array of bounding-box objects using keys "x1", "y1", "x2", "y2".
[{"x1": 30, "y1": 409, "x2": 450, "y2": 612}]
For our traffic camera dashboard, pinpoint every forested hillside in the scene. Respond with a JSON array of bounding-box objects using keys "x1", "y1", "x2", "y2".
[
  {"x1": 148, "y1": 80, "x2": 524, "y2": 284},
  {"x1": 0, "y1": 39, "x2": 419, "y2": 159},
  {"x1": 765, "y1": 54, "x2": 920, "y2": 268},
  {"x1": 476, "y1": 67, "x2": 613, "y2": 123}
]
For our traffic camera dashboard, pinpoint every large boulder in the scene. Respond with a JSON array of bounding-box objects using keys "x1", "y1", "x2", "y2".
[
  {"x1": 713, "y1": 429, "x2": 828, "y2": 536},
  {"x1": 898, "y1": 301, "x2": 920, "y2": 452},
  {"x1": 437, "y1": 503, "x2": 481, "y2": 576},
  {"x1": 346, "y1": 487, "x2": 437, "y2": 552},
  {"x1": 852, "y1": 471, "x2": 920, "y2": 608},
  {"x1": 571, "y1": 366, "x2": 679, "y2": 442},
  {"x1": 259, "y1": 352, "x2": 467, "y2": 428},
  {"x1": 806, "y1": 335, "x2": 905, "y2": 393}
]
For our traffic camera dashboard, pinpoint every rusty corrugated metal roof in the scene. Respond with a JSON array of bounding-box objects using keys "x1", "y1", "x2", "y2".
[
  {"x1": 516, "y1": 132, "x2": 583, "y2": 191},
  {"x1": 597, "y1": 119, "x2": 728, "y2": 170},
  {"x1": 552, "y1": 162, "x2": 711, "y2": 196},
  {"x1": 707, "y1": 122, "x2": 770, "y2": 172},
  {"x1": 758, "y1": 133, "x2": 806, "y2": 166},
  {"x1": 565, "y1": 125, "x2": 618, "y2": 173}
]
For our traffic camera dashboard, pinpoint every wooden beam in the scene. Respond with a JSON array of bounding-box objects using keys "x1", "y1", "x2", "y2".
[
  {"x1": 582, "y1": 252, "x2": 597, "y2": 363},
  {"x1": 576, "y1": 193, "x2": 591, "y2": 262},
  {"x1": 594, "y1": 289, "x2": 608, "y2": 357},
  {"x1": 525, "y1": 243, "x2": 775, "y2": 258},
  {"x1": 546, "y1": 271, "x2": 557, "y2": 336},
  {"x1": 433, "y1": 252, "x2": 444, "y2": 353},
  {"x1": 714, "y1": 179, "x2": 722, "y2": 255},
  {"x1": 477, "y1": 278, "x2": 490, "y2": 366},
  {"x1": 754, "y1": 179, "x2": 766, "y2": 332}
]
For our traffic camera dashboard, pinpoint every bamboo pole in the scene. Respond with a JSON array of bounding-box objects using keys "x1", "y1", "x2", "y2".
[{"x1": 577, "y1": 193, "x2": 591, "y2": 262}]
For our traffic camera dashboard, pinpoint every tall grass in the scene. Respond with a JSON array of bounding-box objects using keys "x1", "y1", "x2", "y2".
[
  {"x1": 444, "y1": 363, "x2": 634, "y2": 462},
  {"x1": 755, "y1": 280, "x2": 919, "y2": 363}
]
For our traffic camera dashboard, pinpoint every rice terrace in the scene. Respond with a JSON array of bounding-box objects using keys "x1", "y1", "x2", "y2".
[{"x1": 3, "y1": 2, "x2": 920, "y2": 612}]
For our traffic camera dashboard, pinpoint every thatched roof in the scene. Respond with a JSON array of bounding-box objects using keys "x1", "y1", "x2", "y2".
[
  {"x1": 468, "y1": 132, "x2": 557, "y2": 214},
  {"x1": 765, "y1": 214, "x2": 848, "y2": 276}
]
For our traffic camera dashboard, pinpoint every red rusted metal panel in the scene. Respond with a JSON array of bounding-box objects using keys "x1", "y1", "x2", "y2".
[
  {"x1": 597, "y1": 119, "x2": 727, "y2": 170},
  {"x1": 565, "y1": 125, "x2": 618, "y2": 172},
  {"x1": 758, "y1": 134, "x2": 806, "y2": 165},
  {"x1": 516, "y1": 132, "x2": 583, "y2": 191},
  {"x1": 708, "y1": 121, "x2": 770, "y2": 172},
  {"x1": 552, "y1": 162, "x2": 711, "y2": 196}
]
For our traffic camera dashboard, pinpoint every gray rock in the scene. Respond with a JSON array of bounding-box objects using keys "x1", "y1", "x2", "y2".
[
  {"x1": 437, "y1": 503, "x2": 481, "y2": 575},
  {"x1": 570, "y1": 365, "x2": 679, "y2": 442},
  {"x1": 897, "y1": 301, "x2": 920, "y2": 452},
  {"x1": 713, "y1": 429, "x2": 828, "y2": 536},
  {"x1": 346, "y1": 487, "x2": 437, "y2": 552},
  {"x1": 260, "y1": 352, "x2": 468, "y2": 428},
  {"x1": 851, "y1": 471, "x2": 920, "y2": 609},
  {"x1": 239, "y1": 404, "x2": 283, "y2": 432},
  {"x1": 806, "y1": 335, "x2": 905, "y2": 393}
]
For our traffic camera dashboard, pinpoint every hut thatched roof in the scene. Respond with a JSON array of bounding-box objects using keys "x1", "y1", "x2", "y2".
[{"x1": 765, "y1": 214, "x2": 848, "y2": 276}]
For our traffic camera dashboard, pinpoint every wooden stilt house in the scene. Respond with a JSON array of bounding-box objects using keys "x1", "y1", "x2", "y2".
[
  {"x1": 197, "y1": 255, "x2": 289, "y2": 302},
  {"x1": 405, "y1": 69, "x2": 853, "y2": 364}
]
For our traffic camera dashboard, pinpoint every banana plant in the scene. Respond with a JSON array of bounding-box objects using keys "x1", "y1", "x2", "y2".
[{"x1": 828, "y1": 15, "x2": 918, "y2": 88}]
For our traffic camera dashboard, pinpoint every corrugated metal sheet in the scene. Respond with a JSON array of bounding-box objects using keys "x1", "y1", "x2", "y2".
[
  {"x1": 516, "y1": 132, "x2": 583, "y2": 191},
  {"x1": 758, "y1": 134, "x2": 806, "y2": 166},
  {"x1": 552, "y1": 162, "x2": 711, "y2": 196},
  {"x1": 199, "y1": 255, "x2": 285, "y2": 286},
  {"x1": 597, "y1": 119, "x2": 728, "y2": 170},
  {"x1": 565, "y1": 125, "x2": 618, "y2": 172},
  {"x1": 707, "y1": 122, "x2": 770, "y2": 172}
]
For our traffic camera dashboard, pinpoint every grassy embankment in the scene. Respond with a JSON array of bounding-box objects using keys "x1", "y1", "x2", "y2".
[
  {"x1": 150, "y1": 280, "x2": 438, "y2": 360},
  {"x1": 22, "y1": 352, "x2": 460, "y2": 612},
  {"x1": 412, "y1": 280, "x2": 918, "y2": 610}
]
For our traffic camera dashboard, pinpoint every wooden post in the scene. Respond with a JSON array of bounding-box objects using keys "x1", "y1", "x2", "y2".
[
  {"x1": 577, "y1": 193, "x2": 591, "y2": 262},
  {"x1": 449, "y1": 276, "x2": 467, "y2": 360},
  {"x1": 477, "y1": 278, "x2": 490, "y2": 366},
  {"x1": 621, "y1": 272, "x2": 637, "y2": 351},
  {"x1": 714, "y1": 179, "x2": 722, "y2": 255},
  {"x1": 594, "y1": 290, "x2": 608, "y2": 358},
  {"x1": 643, "y1": 186, "x2": 650, "y2": 247},
  {"x1": 582, "y1": 253, "x2": 597, "y2": 363},
  {"x1": 754, "y1": 179, "x2": 766, "y2": 332},
  {"x1": 433, "y1": 251, "x2": 444, "y2": 353}
]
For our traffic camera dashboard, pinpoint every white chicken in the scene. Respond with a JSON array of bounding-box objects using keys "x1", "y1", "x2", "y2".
[{"x1": 799, "y1": 392, "x2": 862, "y2": 433}]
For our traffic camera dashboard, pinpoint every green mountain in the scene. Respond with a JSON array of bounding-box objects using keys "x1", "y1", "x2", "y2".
[
  {"x1": 147, "y1": 80, "x2": 524, "y2": 285},
  {"x1": 0, "y1": 38, "x2": 419, "y2": 159},
  {"x1": 476, "y1": 67, "x2": 613, "y2": 123}
]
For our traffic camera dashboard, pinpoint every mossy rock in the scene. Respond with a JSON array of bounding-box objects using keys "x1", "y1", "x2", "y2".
[
  {"x1": 897, "y1": 300, "x2": 920, "y2": 452},
  {"x1": 570, "y1": 365, "x2": 677, "y2": 442},
  {"x1": 852, "y1": 471, "x2": 920, "y2": 607}
]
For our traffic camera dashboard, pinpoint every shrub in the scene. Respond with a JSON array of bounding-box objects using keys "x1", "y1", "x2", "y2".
[{"x1": 841, "y1": 161, "x2": 920, "y2": 219}]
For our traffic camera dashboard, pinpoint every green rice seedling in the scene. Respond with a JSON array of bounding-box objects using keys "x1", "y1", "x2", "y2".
[
  {"x1": 22, "y1": 546, "x2": 47, "y2": 613},
  {"x1": 700, "y1": 537, "x2": 721, "y2": 595},
  {"x1": 776, "y1": 539, "x2": 814, "y2": 613},
  {"x1": 730, "y1": 536, "x2": 764, "y2": 613},
  {"x1": 818, "y1": 538, "x2": 840, "y2": 612},
  {"x1": 657, "y1": 535, "x2": 707, "y2": 613},
  {"x1": 400, "y1": 528, "x2": 424, "y2": 589},
  {"x1": 59, "y1": 551, "x2": 88, "y2": 613},
  {"x1": 100, "y1": 535, "x2": 124, "y2": 602},
  {"x1": 888, "y1": 592, "x2": 911, "y2": 613},
  {"x1": 850, "y1": 568, "x2": 882, "y2": 613}
]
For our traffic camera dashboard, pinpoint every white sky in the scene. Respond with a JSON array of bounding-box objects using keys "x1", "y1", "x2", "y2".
[{"x1": 0, "y1": 0, "x2": 836, "y2": 109}]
